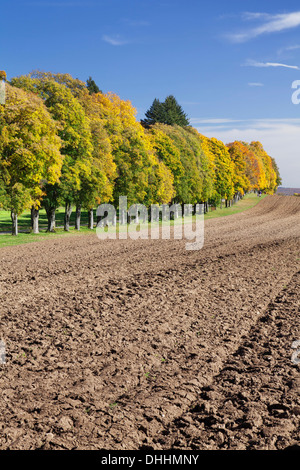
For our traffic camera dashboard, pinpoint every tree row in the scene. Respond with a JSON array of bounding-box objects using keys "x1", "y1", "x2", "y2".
[{"x1": 0, "y1": 71, "x2": 281, "y2": 235}]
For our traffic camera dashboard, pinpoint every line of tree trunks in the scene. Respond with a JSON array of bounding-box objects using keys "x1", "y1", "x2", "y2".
[{"x1": 6, "y1": 193, "x2": 249, "y2": 236}]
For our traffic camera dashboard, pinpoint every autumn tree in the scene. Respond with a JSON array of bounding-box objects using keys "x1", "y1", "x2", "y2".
[
  {"x1": 11, "y1": 74, "x2": 94, "y2": 231},
  {"x1": 270, "y1": 157, "x2": 282, "y2": 189},
  {"x1": 180, "y1": 127, "x2": 215, "y2": 204},
  {"x1": 0, "y1": 84, "x2": 62, "y2": 235},
  {"x1": 227, "y1": 141, "x2": 251, "y2": 196},
  {"x1": 152, "y1": 124, "x2": 203, "y2": 204},
  {"x1": 85, "y1": 92, "x2": 155, "y2": 207},
  {"x1": 248, "y1": 142, "x2": 277, "y2": 194},
  {"x1": 206, "y1": 138, "x2": 235, "y2": 207},
  {"x1": 147, "y1": 125, "x2": 184, "y2": 200},
  {"x1": 76, "y1": 92, "x2": 117, "y2": 229},
  {"x1": 24, "y1": 72, "x2": 116, "y2": 229}
]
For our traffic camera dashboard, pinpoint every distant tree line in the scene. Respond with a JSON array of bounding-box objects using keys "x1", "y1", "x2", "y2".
[{"x1": 0, "y1": 70, "x2": 282, "y2": 235}]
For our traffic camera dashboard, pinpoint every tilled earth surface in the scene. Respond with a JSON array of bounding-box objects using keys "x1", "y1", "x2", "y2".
[{"x1": 0, "y1": 195, "x2": 299, "y2": 450}]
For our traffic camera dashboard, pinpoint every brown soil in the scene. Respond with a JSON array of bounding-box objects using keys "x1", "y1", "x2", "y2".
[{"x1": 0, "y1": 195, "x2": 299, "y2": 450}]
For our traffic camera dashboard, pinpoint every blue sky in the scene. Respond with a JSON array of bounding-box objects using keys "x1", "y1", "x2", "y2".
[{"x1": 1, "y1": 0, "x2": 300, "y2": 186}]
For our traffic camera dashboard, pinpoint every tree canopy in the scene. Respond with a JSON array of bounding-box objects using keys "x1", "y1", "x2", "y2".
[
  {"x1": 0, "y1": 83, "x2": 63, "y2": 233},
  {"x1": 141, "y1": 95, "x2": 190, "y2": 128},
  {"x1": 86, "y1": 76, "x2": 101, "y2": 95}
]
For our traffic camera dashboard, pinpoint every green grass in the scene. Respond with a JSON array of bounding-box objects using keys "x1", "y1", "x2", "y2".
[
  {"x1": 0, "y1": 206, "x2": 97, "y2": 248},
  {"x1": 204, "y1": 193, "x2": 267, "y2": 219},
  {"x1": 0, "y1": 193, "x2": 266, "y2": 248},
  {"x1": 0, "y1": 226, "x2": 95, "y2": 248},
  {"x1": 0, "y1": 207, "x2": 95, "y2": 232}
]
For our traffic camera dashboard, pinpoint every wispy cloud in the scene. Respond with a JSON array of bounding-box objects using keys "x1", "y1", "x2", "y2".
[
  {"x1": 229, "y1": 11, "x2": 300, "y2": 42},
  {"x1": 120, "y1": 19, "x2": 150, "y2": 27},
  {"x1": 102, "y1": 35, "x2": 129, "y2": 46},
  {"x1": 190, "y1": 118, "x2": 242, "y2": 125},
  {"x1": 277, "y1": 44, "x2": 300, "y2": 55},
  {"x1": 193, "y1": 118, "x2": 300, "y2": 127},
  {"x1": 27, "y1": 1, "x2": 96, "y2": 6},
  {"x1": 244, "y1": 59, "x2": 299, "y2": 70},
  {"x1": 242, "y1": 12, "x2": 272, "y2": 21},
  {"x1": 248, "y1": 82, "x2": 264, "y2": 87}
]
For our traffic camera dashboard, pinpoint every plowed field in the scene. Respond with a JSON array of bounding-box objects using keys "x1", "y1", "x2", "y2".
[{"x1": 0, "y1": 195, "x2": 299, "y2": 450}]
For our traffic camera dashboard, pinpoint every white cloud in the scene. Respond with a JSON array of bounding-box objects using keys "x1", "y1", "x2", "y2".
[
  {"x1": 27, "y1": 1, "x2": 96, "y2": 6},
  {"x1": 244, "y1": 59, "x2": 299, "y2": 70},
  {"x1": 194, "y1": 117, "x2": 300, "y2": 128},
  {"x1": 242, "y1": 12, "x2": 272, "y2": 21},
  {"x1": 102, "y1": 35, "x2": 129, "y2": 46},
  {"x1": 248, "y1": 82, "x2": 264, "y2": 87},
  {"x1": 229, "y1": 11, "x2": 300, "y2": 42},
  {"x1": 190, "y1": 118, "x2": 242, "y2": 124},
  {"x1": 277, "y1": 44, "x2": 300, "y2": 55}
]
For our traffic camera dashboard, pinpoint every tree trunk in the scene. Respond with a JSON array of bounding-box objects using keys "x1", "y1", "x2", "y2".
[
  {"x1": 135, "y1": 205, "x2": 139, "y2": 224},
  {"x1": 119, "y1": 208, "x2": 126, "y2": 225},
  {"x1": 46, "y1": 207, "x2": 56, "y2": 232},
  {"x1": 75, "y1": 204, "x2": 81, "y2": 231},
  {"x1": 11, "y1": 210, "x2": 18, "y2": 236},
  {"x1": 88, "y1": 208, "x2": 94, "y2": 229},
  {"x1": 31, "y1": 206, "x2": 39, "y2": 234},
  {"x1": 64, "y1": 202, "x2": 72, "y2": 231},
  {"x1": 142, "y1": 207, "x2": 148, "y2": 224},
  {"x1": 163, "y1": 204, "x2": 170, "y2": 221},
  {"x1": 181, "y1": 203, "x2": 185, "y2": 217}
]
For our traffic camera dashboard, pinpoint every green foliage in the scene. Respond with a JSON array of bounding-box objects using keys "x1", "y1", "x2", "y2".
[
  {"x1": 152, "y1": 124, "x2": 215, "y2": 204},
  {"x1": 156, "y1": 124, "x2": 201, "y2": 203},
  {"x1": 147, "y1": 126, "x2": 184, "y2": 199},
  {"x1": 0, "y1": 179, "x2": 7, "y2": 208},
  {"x1": 142, "y1": 95, "x2": 189, "y2": 127},
  {"x1": 163, "y1": 95, "x2": 190, "y2": 126},
  {"x1": 141, "y1": 98, "x2": 165, "y2": 127},
  {"x1": 270, "y1": 156, "x2": 282, "y2": 188},
  {"x1": 86, "y1": 76, "x2": 101, "y2": 94}
]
